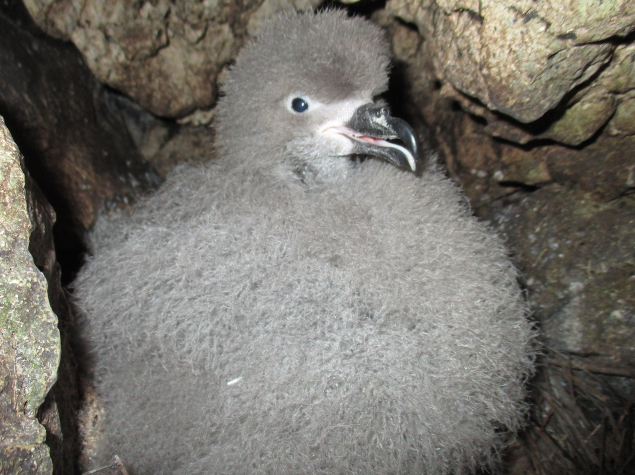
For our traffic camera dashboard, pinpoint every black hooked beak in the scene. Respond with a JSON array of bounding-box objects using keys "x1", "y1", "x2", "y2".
[{"x1": 343, "y1": 103, "x2": 418, "y2": 171}]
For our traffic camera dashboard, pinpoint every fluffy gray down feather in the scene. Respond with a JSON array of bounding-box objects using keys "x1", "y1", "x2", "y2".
[{"x1": 74, "y1": 10, "x2": 536, "y2": 475}]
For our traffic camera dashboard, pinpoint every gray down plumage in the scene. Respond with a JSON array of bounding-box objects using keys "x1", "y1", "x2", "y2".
[{"x1": 74, "y1": 10, "x2": 536, "y2": 475}]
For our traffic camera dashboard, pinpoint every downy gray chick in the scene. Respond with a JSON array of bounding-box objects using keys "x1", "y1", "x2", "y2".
[{"x1": 74, "y1": 10, "x2": 535, "y2": 475}]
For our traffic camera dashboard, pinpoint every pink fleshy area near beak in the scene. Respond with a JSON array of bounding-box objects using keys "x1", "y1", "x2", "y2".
[{"x1": 323, "y1": 126, "x2": 390, "y2": 146}]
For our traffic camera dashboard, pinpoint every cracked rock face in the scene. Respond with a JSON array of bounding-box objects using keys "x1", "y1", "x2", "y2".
[
  {"x1": 388, "y1": 0, "x2": 635, "y2": 146},
  {"x1": 0, "y1": 8, "x2": 162, "y2": 280},
  {"x1": 23, "y1": 0, "x2": 321, "y2": 118},
  {"x1": 0, "y1": 116, "x2": 59, "y2": 475}
]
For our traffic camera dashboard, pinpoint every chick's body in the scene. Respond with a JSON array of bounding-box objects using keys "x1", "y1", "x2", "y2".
[{"x1": 74, "y1": 10, "x2": 535, "y2": 475}]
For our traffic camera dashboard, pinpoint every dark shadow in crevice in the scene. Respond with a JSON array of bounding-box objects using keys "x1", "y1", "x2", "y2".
[{"x1": 318, "y1": 0, "x2": 387, "y2": 18}]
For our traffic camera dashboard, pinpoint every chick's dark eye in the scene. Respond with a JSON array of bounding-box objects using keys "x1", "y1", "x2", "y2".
[{"x1": 291, "y1": 97, "x2": 308, "y2": 113}]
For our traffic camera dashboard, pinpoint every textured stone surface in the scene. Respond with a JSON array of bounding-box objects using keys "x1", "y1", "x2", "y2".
[
  {"x1": 484, "y1": 186, "x2": 635, "y2": 367},
  {"x1": 385, "y1": 1, "x2": 635, "y2": 206},
  {"x1": 545, "y1": 134, "x2": 635, "y2": 201},
  {"x1": 27, "y1": 163, "x2": 80, "y2": 475},
  {"x1": 0, "y1": 115, "x2": 57, "y2": 475},
  {"x1": 608, "y1": 91, "x2": 635, "y2": 136},
  {"x1": 23, "y1": 0, "x2": 321, "y2": 118},
  {"x1": 0, "y1": 8, "x2": 159, "y2": 279},
  {"x1": 388, "y1": 0, "x2": 634, "y2": 123},
  {"x1": 438, "y1": 121, "x2": 635, "y2": 207},
  {"x1": 440, "y1": 39, "x2": 635, "y2": 147}
]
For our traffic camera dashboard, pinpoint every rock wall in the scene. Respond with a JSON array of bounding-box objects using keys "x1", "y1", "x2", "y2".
[
  {"x1": 388, "y1": 0, "x2": 634, "y2": 137},
  {"x1": 0, "y1": 116, "x2": 58, "y2": 475},
  {"x1": 0, "y1": 3, "x2": 160, "y2": 281}
]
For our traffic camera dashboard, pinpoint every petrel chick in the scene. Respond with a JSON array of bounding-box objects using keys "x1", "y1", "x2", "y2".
[{"x1": 75, "y1": 10, "x2": 535, "y2": 475}]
